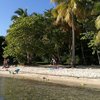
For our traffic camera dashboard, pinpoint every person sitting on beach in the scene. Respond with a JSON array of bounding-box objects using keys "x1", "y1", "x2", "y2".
[{"x1": 9, "y1": 68, "x2": 20, "y2": 74}]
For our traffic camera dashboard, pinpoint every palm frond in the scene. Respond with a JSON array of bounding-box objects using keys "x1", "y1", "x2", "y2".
[
  {"x1": 51, "y1": 0, "x2": 66, "y2": 4},
  {"x1": 95, "y1": 15, "x2": 100, "y2": 30},
  {"x1": 14, "y1": 8, "x2": 28, "y2": 17},
  {"x1": 11, "y1": 15, "x2": 19, "y2": 21},
  {"x1": 92, "y1": 2, "x2": 100, "y2": 15},
  {"x1": 95, "y1": 31, "x2": 100, "y2": 45}
]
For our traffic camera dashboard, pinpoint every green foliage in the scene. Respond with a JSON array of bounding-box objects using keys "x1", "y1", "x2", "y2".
[
  {"x1": 3, "y1": 0, "x2": 100, "y2": 65},
  {"x1": 81, "y1": 31, "x2": 97, "y2": 54},
  {"x1": 4, "y1": 9, "x2": 69, "y2": 64},
  {"x1": 92, "y1": 1, "x2": 100, "y2": 15},
  {"x1": 66, "y1": 55, "x2": 80, "y2": 65},
  {"x1": 0, "y1": 36, "x2": 5, "y2": 64},
  {"x1": 4, "y1": 15, "x2": 46, "y2": 64},
  {"x1": 95, "y1": 31, "x2": 100, "y2": 47},
  {"x1": 95, "y1": 15, "x2": 100, "y2": 30},
  {"x1": 94, "y1": 15, "x2": 100, "y2": 48},
  {"x1": 11, "y1": 8, "x2": 28, "y2": 21}
]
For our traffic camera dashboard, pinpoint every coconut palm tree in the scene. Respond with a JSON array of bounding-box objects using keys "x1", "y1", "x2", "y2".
[
  {"x1": 11, "y1": 8, "x2": 28, "y2": 21},
  {"x1": 51, "y1": 0, "x2": 98, "y2": 67},
  {"x1": 51, "y1": 0, "x2": 79, "y2": 67}
]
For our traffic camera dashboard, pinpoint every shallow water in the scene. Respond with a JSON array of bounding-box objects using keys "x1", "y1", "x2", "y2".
[
  {"x1": 0, "y1": 77, "x2": 100, "y2": 100},
  {"x1": 0, "y1": 77, "x2": 5, "y2": 100}
]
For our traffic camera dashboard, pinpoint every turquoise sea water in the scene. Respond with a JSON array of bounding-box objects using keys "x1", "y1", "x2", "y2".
[{"x1": 0, "y1": 77, "x2": 100, "y2": 100}]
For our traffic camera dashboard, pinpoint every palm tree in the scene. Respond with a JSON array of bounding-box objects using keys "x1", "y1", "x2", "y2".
[
  {"x1": 51, "y1": 0, "x2": 97, "y2": 67},
  {"x1": 11, "y1": 8, "x2": 28, "y2": 21},
  {"x1": 51, "y1": 0, "x2": 79, "y2": 67}
]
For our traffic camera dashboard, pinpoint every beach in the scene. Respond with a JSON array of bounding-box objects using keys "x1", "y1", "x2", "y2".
[{"x1": 0, "y1": 65, "x2": 100, "y2": 89}]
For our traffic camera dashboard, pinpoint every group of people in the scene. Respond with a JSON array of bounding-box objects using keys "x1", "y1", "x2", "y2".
[{"x1": 2, "y1": 56, "x2": 59, "y2": 69}]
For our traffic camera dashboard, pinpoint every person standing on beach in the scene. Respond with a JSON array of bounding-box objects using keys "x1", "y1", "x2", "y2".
[
  {"x1": 2, "y1": 58, "x2": 9, "y2": 69},
  {"x1": 51, "y1": 57, "x2": 56, "y2": 65}
]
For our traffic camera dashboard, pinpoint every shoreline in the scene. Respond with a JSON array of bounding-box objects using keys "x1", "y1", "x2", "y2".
[
  {"x1": 0, "y1": 66, "x2": 100, "y2": 89},
  {"x1": 0, "y1": 72, "x2": 100, "y2": 89}
]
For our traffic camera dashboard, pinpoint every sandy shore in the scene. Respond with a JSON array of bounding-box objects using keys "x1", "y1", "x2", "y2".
[{"x1": 0, "y1": 65, "x2": 100, "y2": 89}]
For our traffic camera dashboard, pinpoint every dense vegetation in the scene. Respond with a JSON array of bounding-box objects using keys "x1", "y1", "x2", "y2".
[
  {"x1": 0, "y1": 0, "x2": 100, "y2": 66},
  {"x1": 0, "y1": 36, "x2": 5, "y2": 65}
]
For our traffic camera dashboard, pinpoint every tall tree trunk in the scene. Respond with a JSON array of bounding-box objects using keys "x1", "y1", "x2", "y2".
[
  {"x1": 71, "y1": 11, "x2": 75, "y2": 67},
  {"x1": 56, "y1": 45, "x2": 60, "y2": 64},
  {"x1": 97, "y1": 50, "x2": 100, "y2": 65},
  {"x1": 80, "y1": 42, "x2": 86, "y2": 65},
  {"x1": 27, "y1": 52, "x2": 30, "y2": 64},
  {"x1": 27, "y1": 52, "x2": 32, "y2": 64}
]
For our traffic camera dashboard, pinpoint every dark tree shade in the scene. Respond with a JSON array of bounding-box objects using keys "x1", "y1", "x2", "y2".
[{"x1": 0, "y1": 36, "x2": 5, "y2": 64}]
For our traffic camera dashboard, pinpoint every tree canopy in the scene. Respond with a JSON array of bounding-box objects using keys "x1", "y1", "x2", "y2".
[{"x1": 2, "y1": 1, "x2": 100, "y2": 65}]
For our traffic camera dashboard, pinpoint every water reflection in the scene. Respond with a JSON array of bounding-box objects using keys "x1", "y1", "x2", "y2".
[{"x1": 0, "y1": 96, "x2": 4, "y2": 100}]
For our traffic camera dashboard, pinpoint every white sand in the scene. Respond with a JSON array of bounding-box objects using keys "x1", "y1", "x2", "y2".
[{"x1": 0, "y1": 65, "x2": 100, "y2": 89}]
